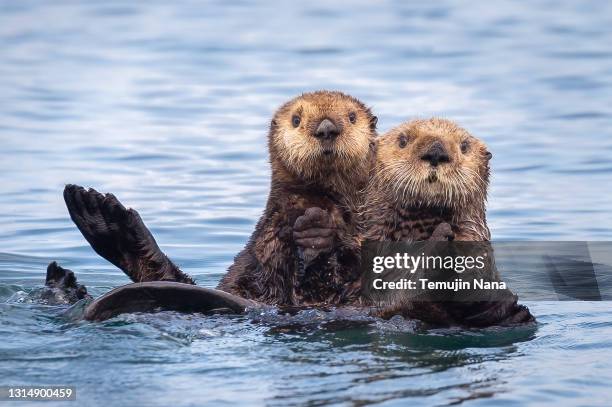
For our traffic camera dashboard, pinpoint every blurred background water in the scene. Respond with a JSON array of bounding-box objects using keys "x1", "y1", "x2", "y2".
[{"x1": 1, "y1": 0, "x2": 612, "y2": 405}]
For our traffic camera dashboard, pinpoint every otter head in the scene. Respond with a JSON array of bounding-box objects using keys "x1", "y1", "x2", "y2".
[
  {"x1": 375, "y1": 118, "x2": 492, "y2": 209},
  {"x1": 268, "y1": 91, "x2": 377, "y2": 188}
]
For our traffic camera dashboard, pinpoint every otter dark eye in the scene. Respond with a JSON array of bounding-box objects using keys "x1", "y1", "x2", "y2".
[
  {"x1": 460, "y1": 140, "x2": 470, "y2": 153},
  {"x1": 291, "y1": 115, "x2": 301, "y2": 128},
  {"x1": 348, "y1": 112, "x2": 356, "y2": 124},
  {"x1": 399, "y1": 135, "x2": 408, "y2": 148}
]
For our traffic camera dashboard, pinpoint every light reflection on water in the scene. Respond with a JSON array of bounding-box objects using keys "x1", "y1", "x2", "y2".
[{"x1": 1, "y1": 1, "x2": 612, "y2": 405}]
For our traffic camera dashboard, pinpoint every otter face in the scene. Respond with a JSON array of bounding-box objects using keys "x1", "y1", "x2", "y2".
[
  {"x1": 376, "y1": 118, "x2": 491, "y2": 208},
  {"x1": 269, "y1": 91, "x2": 377, "y2": 181}
]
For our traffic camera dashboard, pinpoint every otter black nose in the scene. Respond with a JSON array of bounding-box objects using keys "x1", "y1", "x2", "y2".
[
  {"x1": 420, "y1": 141, "x2": 450, "y2": 166},
  {"x1": 314, "y1": 119, "x2": 339, "y2": 140}
]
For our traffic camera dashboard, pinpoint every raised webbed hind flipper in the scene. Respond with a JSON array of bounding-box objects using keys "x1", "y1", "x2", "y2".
[
  {"x1": 63, "y1": 184, "x2": 194, "y2": 284},
  {"x1": 84, "y1": 282, "x2": 258, "y2": 321}
]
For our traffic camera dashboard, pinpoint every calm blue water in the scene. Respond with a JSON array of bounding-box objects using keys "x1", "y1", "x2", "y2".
[{"x1": 1, "y1": 1, "x2": 612, "y2": 405}]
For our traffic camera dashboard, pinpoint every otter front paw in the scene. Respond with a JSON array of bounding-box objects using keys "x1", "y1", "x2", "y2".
[
  {"x1": 293, "y1": 207, "x2": 336, "y2": 267},
  {"x1": 429, "y1": 222, "x2": 455, "y2": 241}
]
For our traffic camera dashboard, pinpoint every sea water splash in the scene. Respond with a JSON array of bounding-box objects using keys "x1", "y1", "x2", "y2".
[{"x1": 2, "y1": 0, "x2": 612, "y2": 405}]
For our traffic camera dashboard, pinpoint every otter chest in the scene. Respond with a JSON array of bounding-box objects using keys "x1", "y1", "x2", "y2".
[{"x1": 394, "y1": 206, "x2": 453, "y2": 241}]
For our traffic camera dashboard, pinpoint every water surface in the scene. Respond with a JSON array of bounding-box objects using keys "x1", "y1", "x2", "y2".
[{"x1": 1, "y1": 1, "x2": 612, "y2": 405}]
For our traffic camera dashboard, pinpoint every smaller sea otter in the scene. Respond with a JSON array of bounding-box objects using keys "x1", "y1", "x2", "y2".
[
  {"x1": 362, "y1": 118, "x2": 534, "y2": 326},
  {"x1": 362, "y1": 118, "x2": 491, "y2": 242}
]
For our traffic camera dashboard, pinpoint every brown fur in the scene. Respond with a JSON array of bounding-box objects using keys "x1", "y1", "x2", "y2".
[
  {"x1": 361, "y1": 119, "x2": 534, "y2": 326},
  {"x1": 362, "y1": 118, "x2": 492, "y2": 242},
  {"x1": 217, "y1": 91, "x2": 377, "y2": 306}
]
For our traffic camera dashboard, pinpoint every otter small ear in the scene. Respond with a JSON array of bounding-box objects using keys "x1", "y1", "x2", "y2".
[
  {"x1": 270, "y1": 119, "x2": 277, "y2": 128},
  {"x1": 370, "y1": 116, "x2": 378, "y2": 130},
  {"x1": 485, "y1": 151, "x2": 493, "y2": 161}
]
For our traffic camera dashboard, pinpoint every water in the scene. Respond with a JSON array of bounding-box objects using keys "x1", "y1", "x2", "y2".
[{"x1": 1, "y1": 0, "x2": 612, "y2": 405}]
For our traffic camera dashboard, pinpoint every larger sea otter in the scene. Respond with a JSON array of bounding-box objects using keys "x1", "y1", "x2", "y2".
[
  {"x1": 218, "y1": 91, "x2": 377, "y2": 305},
  {"x1": 63, "y1": 91, "x2": 377, "y2": 308}
]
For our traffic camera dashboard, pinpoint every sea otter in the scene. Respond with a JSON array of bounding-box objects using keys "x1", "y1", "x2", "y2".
[
  {"x1": 62, "y1": 91, "x2": 377, "y2": 308},
  {"x1": 360, "y1": 118, "x2": 534, "y2": 326},
  {"x1": 218, "y1": 91, "x2": 377, "y2": 305}
]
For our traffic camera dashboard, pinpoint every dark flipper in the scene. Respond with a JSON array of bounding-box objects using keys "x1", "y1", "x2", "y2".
[
  {"x1": 84, "y1": 281, "x2": 258, "y2": 321},
  {"x1": 44, "y1": 261, "x2": 91, "y2": 304},
  {"x1": 378, "y1": 291, "x2": 535, "y2": 328},
  {"x1": 459, "y1": 294, "x2": 536, "y2": 327},
  {"x1": 63, "y1": 184, "x2": 194, "y2": 284},
  {"x1": 415, "y1": 293, "x2": 535, "y2": 328}
]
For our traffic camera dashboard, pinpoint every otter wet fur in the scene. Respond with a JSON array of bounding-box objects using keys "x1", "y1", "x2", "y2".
[
  {"x1": 362, "y1": 118, "x2": 491, "y2": 242},
  {"x1": 361, "y1": 118, "x2": 534, "y2": 326},
  {"x1": 218, "y1": 91, "x2": 378, "y2": 305}
]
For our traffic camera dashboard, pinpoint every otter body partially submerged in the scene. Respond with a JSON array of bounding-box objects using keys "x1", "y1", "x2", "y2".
[{"x1": 361, "y1": 118, "x2": 534, "y2": 327}]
